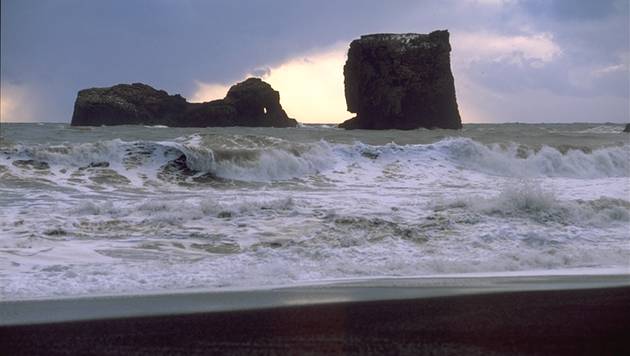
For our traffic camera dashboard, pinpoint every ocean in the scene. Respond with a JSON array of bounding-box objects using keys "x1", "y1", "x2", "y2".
[{"x1": 1, "y1": 122, "x2": 629, "y2": 299}]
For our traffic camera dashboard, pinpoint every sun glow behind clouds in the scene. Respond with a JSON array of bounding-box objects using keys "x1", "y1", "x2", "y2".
[
  {"x1": 191, "y1": 44, "x2": 351, "y2": 124},
  {"x1": 190, "y1": 82, "x2": 232, "y2": 103},
  {"x1": 0, "y1": 82, "x2": 35, "y2": 122},
  {"x1": 191, "y1": 31, "x2": 564, "y2": 125}
]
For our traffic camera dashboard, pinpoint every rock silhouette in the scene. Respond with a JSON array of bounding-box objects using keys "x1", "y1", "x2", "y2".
[
  {"x1": 340, "y1": 30, "x2": 462, "y2": 130},
  {"x1": 71, "y1": 78, "x2": 297, "y2": 127}
]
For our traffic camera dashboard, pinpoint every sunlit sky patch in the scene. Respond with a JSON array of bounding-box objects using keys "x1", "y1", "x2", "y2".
[{"x1": 191, "y1": 44, "x2": 348, "y2": 123}]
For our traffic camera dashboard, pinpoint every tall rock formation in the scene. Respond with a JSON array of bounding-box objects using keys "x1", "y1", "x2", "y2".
[
  {"x1": 339, "y1": 30, "x2": 462, "y2": 130},
  {"x1": 70, "y1": 78, "x2": 297, "y2": 127}
]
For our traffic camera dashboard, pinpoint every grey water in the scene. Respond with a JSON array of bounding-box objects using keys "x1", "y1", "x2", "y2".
[{"x1": 1, "y1": 122, "x2": 629, "y2": 299}]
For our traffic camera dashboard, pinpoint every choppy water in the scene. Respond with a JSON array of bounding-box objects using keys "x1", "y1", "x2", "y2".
[{"x1": 1, "y1": 122, "x2": 629, "y2": 299}]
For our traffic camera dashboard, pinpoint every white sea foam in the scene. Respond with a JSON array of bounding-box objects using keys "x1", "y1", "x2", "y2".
[
  {"x1": 440, "y1": 182, "x2": 630, "y2": 227},
  {"x1": 2, "y1": 126, "x2": 629, "y2": 299},
  {"x1": 436, "y1": 138, "x2": 630, "y2": 178},
  {"x1": 2, "y1": 137, "x2": 628, "y2": 189}
]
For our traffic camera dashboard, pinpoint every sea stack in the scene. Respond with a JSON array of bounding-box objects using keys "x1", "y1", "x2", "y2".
[
  {"x1": 624, "y1": 123, "x2": 630, "y2": 133},
  {"x1": 339, "y1": 30, "x2": 462, "y2": 130},
  {"x1": 70, "y1": 78, "x2": 297, "y2": 127}
]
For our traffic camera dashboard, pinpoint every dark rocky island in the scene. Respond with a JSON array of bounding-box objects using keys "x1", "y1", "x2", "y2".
[
  {"x1": 71, "y1": 78, "x2": 297, "y2": 127},
  {"x1": 339, "y1": 30, "x2": 462, "y2": 130},
  {"x1": 624, "y1": 123, "x2": 630, "y2": 133}
]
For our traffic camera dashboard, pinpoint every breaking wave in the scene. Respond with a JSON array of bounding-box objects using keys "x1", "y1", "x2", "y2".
[
  {"x1": 3, "y1": 124, "x2": 629, "y2": 300},
  {"x1": 437, "y1": 138, "x2": 630, "y2": 178},
  {"x1": 1, "y1": 136, "x2": 628, "y2": 188}
]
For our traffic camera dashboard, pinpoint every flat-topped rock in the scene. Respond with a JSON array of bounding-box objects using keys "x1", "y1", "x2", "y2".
[
  {"x1": 340, "y1": 30, "x2": 462, "y2": 130},
  {"x1": 71, "y1": 78, "x2": 297, "y2": 127},
  {"x1": 358, "y1": 33, "x2": 440, "y2": 49},
  {"x1": 71, "y1": 83, "x2": 188, "y2": 126}
]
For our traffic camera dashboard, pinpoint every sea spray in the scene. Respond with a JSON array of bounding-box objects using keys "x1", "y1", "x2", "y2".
[
  {"x1": 2, "y1": 123, "x2": 629, "y2": 298},
  {"x1": 439, "y1": 181, "x2": 630, "y2": 226}
]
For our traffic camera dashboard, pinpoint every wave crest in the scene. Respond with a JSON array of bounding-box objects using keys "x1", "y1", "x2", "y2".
[
  {"x1": 437, "y1": 138, "x2": 629, "y2": 178},
  {"x1": 2, "y1": 136, "x2": 628, "y2": 188}
]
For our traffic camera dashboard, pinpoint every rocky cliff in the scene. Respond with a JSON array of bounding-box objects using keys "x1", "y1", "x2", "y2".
[
  {"x1": 339, "y1": 30, "x2": 462, "y2": 130},
  {"x1": 71, "y1": 78, "x2": 297, "y2": 127}
]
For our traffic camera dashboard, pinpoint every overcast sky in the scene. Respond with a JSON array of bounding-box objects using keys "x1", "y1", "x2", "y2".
[{"x1": 1, "y1": 0, "x2": 629, "y2": 123}]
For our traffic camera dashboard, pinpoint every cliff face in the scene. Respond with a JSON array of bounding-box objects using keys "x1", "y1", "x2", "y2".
[
  {"x1": 340, "y1": 31, "x2": 462, "y2": 130},
  {"x1": 70, "y1": 78, "x2": 297, "y2": 127}
]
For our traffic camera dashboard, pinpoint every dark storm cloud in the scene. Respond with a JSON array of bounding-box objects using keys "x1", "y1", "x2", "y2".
[
  {"x1": 1, "y1": 0, "x2": 426, "y2": 120},
  {"x1": 456, "y1": 0, "x2": 629, "y2": 104},
  {"x1": 512, "y1": 0, "x2": 629, "y2": 69},
  {"x1": 1, "y1": 0, "x2": 419, "y2": 89},
  {"x1": 518, "y1": 0, "x2": 624, "y2": 21}
]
